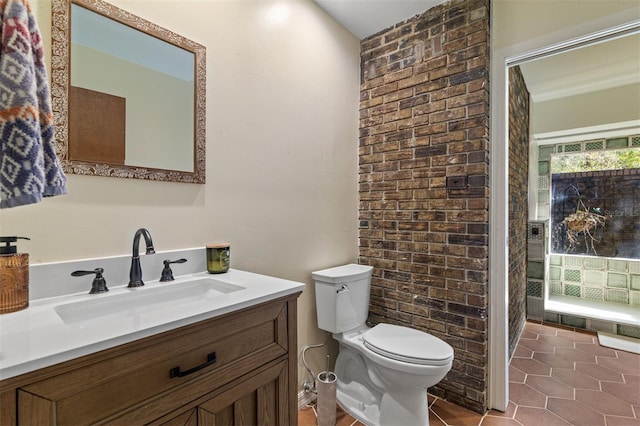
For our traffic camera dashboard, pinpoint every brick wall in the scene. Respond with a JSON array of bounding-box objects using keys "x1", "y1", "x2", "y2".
[
  {"x1": 508, "y1": 66, "x2": 529, "y2": 356},
  {"x1": 358, "y1": 0, "x2": 490, "y2": 413}
]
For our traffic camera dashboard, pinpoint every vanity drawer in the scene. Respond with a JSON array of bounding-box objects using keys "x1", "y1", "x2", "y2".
[{"x1": 18, "y1": 298, "x2": 290, "y2": 425}]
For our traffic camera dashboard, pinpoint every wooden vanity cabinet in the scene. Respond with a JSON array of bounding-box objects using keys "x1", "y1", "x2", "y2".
[{"x1": 0, "y1": 294, "x2": 300, "y2": 425}]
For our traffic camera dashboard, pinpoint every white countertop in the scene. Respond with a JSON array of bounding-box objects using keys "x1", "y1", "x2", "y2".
[{"x1": 0, "y1": 269, "x2": 304, "y2": 381}]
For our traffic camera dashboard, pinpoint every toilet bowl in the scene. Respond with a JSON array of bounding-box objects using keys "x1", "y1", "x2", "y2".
[{"x1": 312, "y1": 264, "x2": 454, "y2": 426}]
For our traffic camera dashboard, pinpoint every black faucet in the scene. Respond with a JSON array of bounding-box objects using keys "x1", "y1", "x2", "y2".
[{"x1": 128, "y1": 228, "x2": 155, "y2": 287}]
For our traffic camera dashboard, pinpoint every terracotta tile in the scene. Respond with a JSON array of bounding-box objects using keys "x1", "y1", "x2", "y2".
[
  {"x1": 525, "y1": 375, "x2": 574, "y2": 399},
  {"x1": 429, "y1": 398, "x2": 484, "y2": 426},
  {"x1": 576, "y1": 389, "x2": 636, "y2": 417},
  {"x1": 517, "y1": 338, "x2": 557, "y2": 353},
  {"x1": 551, "y1": 367, "x2": 600, "y2": 390},
  {"x1": 597, "y1": 354, "x2": 640, "y2": 375},
  {"x1": 428, "y1": 411, "x2": 447, "y2": 426},
  {"x1": 538, "y1": 334, "x2": 577, "y2": 348},
  {"x1": 554, "y1": 347, "x2": 597, "y2": 363},
  {"x1": 575, "y1": 342, "x2": 619, "y2": 357},
  {"x1": 513, "y1": 406, "x2": 572, "y2": 425},
  {"x1": 524, "y1": 322, "x2": 558, "y2": 336},
  {"x1": 512, "y1": 344, "x2": 533, "y2": 358},
  {"x1": 479, "y1": 416, "x2": 523, "y2": 426},
  {"x1": 576, "y1": 361, "x2": 624, "y2": 382},
  {"x1": 532, "y1": 351, "x2": 576, "y2": 369},
  {"x1": 508, "y1": 383, "x2": 547, "y2": 408},
  {"x1": 520, "y1": 329, "x2": 540, "y2": 339},
  {"x1": 298, "y1": 406, "x2": 317, "y2": 426},
  {"x1": 616, "y1": 349, "x2": 640, "y2": 364},
  {"x1": 547, "y1": 397, "x2": 606, "y2": 425},
  {"x1": 600, "y1": 375, "x2": 640, "y2": 406},
  {"x1": 509, "y1": 358, "x2": 552, "y2": 376},
  {"x1": 557, "y1": 329, "x2": 596, "y2": 343},
  {"x1": 509, "y1": 365, "x2": 526, "y2": 383},
  {"x1": 605, "y1": 415, "x2": 640, "y2": 426}
]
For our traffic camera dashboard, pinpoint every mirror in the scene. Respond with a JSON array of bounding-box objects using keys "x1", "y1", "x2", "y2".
[{"x1": 51, "y1": 0, "x2": 206, "y2": 183}]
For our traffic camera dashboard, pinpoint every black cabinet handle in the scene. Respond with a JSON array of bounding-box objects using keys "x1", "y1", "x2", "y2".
[{"x1": 169, "y1": 352, "x2": 217, "y2": 378}]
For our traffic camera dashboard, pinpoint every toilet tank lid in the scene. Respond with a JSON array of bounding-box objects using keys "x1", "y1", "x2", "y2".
[{"x1": 311, "y1": 264, "x2": 373, "y2": 284}]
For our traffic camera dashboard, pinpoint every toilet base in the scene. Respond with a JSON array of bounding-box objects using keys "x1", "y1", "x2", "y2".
[{"x1": 337, "y1": 386, "x2": 431, "y2": 426}]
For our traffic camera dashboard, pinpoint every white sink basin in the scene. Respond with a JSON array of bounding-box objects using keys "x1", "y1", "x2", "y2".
[{"x1": 54, "y1": 278, "x2": 245, "y2": 325}]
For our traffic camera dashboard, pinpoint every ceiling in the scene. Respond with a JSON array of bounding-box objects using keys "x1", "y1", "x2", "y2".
[
  {"x1": 313, "y1": 0, "x2": 443, "y2": 39},
  {"x1": 313, "y1": 0, "x2": 640, "y2": 105}
]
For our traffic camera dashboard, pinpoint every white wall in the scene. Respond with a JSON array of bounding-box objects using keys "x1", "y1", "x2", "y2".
[
  {"x1": 1, "y1": 0, "x2": 360, "y2": 391},
  {"x1": 532, "y1": 83, "x2": 640, "y2": 135}
]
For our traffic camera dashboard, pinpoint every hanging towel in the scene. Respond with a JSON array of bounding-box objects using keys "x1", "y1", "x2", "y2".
[{"x1": 0, "y1": 0, "x2": 66, "y2": 209}]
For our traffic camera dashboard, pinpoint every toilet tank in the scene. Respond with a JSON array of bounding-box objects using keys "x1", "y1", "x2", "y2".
[{"x1": 312, "y1": 264, "x2": 373, "y2": 333}]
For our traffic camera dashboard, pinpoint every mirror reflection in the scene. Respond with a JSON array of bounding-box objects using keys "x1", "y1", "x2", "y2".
[{"x1": 51, "y1": 0, "x2": 206, "y2": 183}]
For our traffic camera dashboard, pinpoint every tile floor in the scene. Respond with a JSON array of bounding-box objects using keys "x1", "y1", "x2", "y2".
[{"x1": 298, "y1": 321, "x2": 640, "y2": 425}]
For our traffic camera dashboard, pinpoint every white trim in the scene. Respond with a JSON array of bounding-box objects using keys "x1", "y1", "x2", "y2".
[
  {"x1": 534, "y1": 120, "x2": 640, "y2": 144},
  {"x1": 506, "y1": 21, "x2": 640, "y2": 67}
]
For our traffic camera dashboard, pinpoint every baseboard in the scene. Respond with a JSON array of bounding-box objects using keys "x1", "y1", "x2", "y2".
[{"x1": 298, "y1": 390, "x2": 317, "y2": 410}]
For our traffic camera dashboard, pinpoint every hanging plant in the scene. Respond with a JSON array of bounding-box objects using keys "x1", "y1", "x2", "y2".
[{"x1": 556, "y1": 199, "x2": 608, "y2": 255}]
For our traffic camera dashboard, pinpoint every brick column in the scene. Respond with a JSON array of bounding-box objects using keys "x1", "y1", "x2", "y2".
[{"x1": 358, "y1": 0, "x2": 490, "y2": 413}]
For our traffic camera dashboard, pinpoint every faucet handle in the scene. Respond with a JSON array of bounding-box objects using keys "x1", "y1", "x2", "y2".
[
  {"x1": 160, "y1": 259, "x2": 188, "y2": 282},
  {"x1": 72, "y1": 268, "x2": 109, "y2": 294}
]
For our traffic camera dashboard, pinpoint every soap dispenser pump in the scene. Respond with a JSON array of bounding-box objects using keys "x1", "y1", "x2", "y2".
[{"x1": 0, "y1": 236, "x2": 30, "y2": 314}]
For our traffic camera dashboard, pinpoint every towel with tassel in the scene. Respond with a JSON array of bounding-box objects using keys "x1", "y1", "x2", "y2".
[{"x1": 0, "y1": 0, "x2": 67, "y2": 209}]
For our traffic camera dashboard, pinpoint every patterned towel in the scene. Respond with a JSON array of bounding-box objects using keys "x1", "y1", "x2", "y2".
[{"x1": 0, "y1": 0, "x2": 66, "y2": 209}]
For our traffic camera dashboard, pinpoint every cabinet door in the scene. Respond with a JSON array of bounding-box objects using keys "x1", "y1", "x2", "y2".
[
  {"x1": 159, "y1": 408, "x2": 198, "y2": 426},
  {"x1": 198, "y1": 360, "x2": 288, "y2": 426}
]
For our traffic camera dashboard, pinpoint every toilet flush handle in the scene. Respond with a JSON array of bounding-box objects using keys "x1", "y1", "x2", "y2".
[{"x1": 336, "y1": 284, "x2": 349, "y2": 294}]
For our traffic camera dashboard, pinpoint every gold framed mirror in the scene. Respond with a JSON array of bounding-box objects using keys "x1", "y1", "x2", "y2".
[{"x1": 51, "y1": 0, "x2": 206, "y2": 183}]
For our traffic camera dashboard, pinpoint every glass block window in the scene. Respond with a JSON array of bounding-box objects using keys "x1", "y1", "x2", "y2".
[
  {"x1": 527, "y1": 280, "x2": 543, "y2": 297},
  {"x1": 608, "y1": 260, "x2": 627, "y2": 272},
  {"x1": 630, "y1": 292, "x2": 640, "y2": 306},
  {"x1": 550, "y1": 255, "x2": 562, "y2": 266},
  {"x1": 584, "y1": 140, "x2": 604, "y2": 150},
  {"x1": 537, "y1": 190, "x2": 549, "y2": 204},
  {"x1": 549, "y1": 267, "x2": 561, "y2": 280},
  {"x1": 564, "y1": 143, "x2": 582, "y2": 152},
  {"x1": 584, "y1": 287, "x2": 604, "y2": 301},
  {"x1": 584, "y1": 270, "x2": 604, "y2": 286},
  {"x1": 584, "y1": 257, "x2": 604, "y2": 269},
  {"x1": 539, "y1": 145, "x2": 555, "y2": 160},
  {"x1": 538, "y1": 161, "x2": 549, "y2": 175},
  {"x1": 617, "y1": 324, "x2": 640, "y2": 339},
  {"x1": 565, "y1": 256, "x2": 582, "y2": 268},
  {"x1": 606, "y1": 137, "x2": 628, "y2": 149},
  {"x1": 538, "y1": 175, "x2": 549, "y2": 190},
  {"x1": 565, "y1": 269, "x2": 581, "y2": 282},
  {"x1": 561, "y1": 314, "x2": 586, "y2": 328},
  {"x1": 587, "y1": 319, "x2": 615, "y2": 333},
  {"x1": 628, "y1": 261, "x2": 640, "y2": 274},
  {"x1": 632, "y1": 136, "x2": 640, "y2": 147},
  {"x1": 550, "y1": 281, "x2": 563, "y2": 295},
  {"x1": 564, "y1": 284, "x2": 581, "y2": 297},
  {"x1": 630, "y1": 274, "x2": 640, "y2": 291},
  {"x1": 607, "y1": 272, "x2": 628, "y2": 288},
  {"x1": 606, "y1": 289, "x2": 628, "y2": 304}
]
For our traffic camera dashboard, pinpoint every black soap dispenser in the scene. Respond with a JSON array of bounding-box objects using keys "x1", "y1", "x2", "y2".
[{"x1": 0, "y1": 236, "x2": 30, "y2": 314}]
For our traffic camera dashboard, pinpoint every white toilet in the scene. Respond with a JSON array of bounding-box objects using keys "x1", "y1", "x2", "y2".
[{"x1": 312, "y1": 264, "x2": 454, "y2": 426}]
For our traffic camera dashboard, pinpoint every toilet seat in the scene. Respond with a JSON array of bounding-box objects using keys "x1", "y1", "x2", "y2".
[{"x1": 362, "y1": 324, "x2": 453, "y2": 366}]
